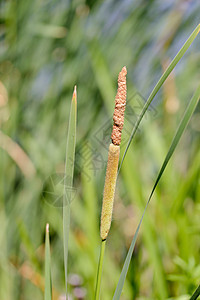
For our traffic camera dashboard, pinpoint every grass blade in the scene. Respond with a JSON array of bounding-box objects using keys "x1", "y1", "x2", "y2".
[
  {"x1": 190, "y1": 285, "x2": 200, "y2": 300},
  {"x1": 45, "y1": 223, "x2": 52, "y2": 300},
  {"x1": 63, "y1": 86, "x2": 77, "y2": 297},
  {"x1": 113, "y1": 85, "x2": 200, "y2": 300},
  {"x1": 119, "y1": 23, "x2": 200, "y2": 172}
]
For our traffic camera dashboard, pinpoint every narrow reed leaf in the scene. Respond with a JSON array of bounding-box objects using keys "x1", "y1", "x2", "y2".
[
  {"x1": 119, "y1": 23, "x2": 200, "y2": 172},
  {"x1": 63, "y1": 86, "x2": 77, "y2": 297},
  {"x1": 45, "y1": 223, "x2": 52, "y2": 300},
  {"x1": 113, "y1": 85, "x2": 200, "y2": 300},
  {"x1": 190, "y1": 285, "x2": 200, "y2": 300}
]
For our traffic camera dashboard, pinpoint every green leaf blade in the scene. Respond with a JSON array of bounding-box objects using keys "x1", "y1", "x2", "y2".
[
  {"x1": 190, "y1": 285, "x2": 200, "y2": 300},
  {"x1": 45, "y1": 223, "x2": 52, "y2": 300},
  {"x1": 63, "y1": 86, "x2": 77, "y2": 297}
]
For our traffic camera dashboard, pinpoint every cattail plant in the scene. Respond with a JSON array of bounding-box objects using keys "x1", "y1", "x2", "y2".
[
  {"x1": 100, "y1": 66, "x2": 127, "y2": 241},
  {"x1": 43, "y1": 24, "x2": 200, "y2": 300},
  {"x1": 95, "y1": 66, "x2": 127, "y2": 299}
]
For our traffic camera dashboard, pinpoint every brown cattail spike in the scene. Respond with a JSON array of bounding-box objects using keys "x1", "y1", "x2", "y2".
[{"x1": 111, "y1": 66, "x2": 127, "y2": 145}]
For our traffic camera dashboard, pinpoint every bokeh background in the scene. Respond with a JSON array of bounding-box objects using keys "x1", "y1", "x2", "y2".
[{"x1": 0, "y1": 0, "x2": 200, "y2": 299}]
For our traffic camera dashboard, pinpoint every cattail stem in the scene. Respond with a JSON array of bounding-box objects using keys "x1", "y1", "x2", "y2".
[{"x1": 95, "y1": 240, "x2": 106, "y2": 300}]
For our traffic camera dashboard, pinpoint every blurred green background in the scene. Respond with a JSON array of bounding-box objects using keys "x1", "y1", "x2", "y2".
[{"x1": 0, "y1": 0, "x2": 200, "y2": 299}]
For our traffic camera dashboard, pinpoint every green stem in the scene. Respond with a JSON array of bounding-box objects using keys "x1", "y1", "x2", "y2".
[
  {"x1": 190, "y1": 285, "x2": 200, "y2": 300},
  {"x1": 95, "y1": 240, "x2": 106, "y2": 300}
]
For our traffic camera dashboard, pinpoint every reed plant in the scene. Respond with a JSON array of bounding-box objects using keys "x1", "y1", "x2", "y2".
[
  {"x1": 41, "y1": 25, "x2": 200, "y2": 300},
  {"x1": 43, "y1": 23, "x2": 200, "y2": 300},
  {"x1": 1, "y1": 1, "x2": 200, "y2": 298}
]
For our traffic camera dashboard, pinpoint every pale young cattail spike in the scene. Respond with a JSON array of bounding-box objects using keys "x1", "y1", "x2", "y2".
[
  {"x1": 100, "y1": 66, "x2": 127, "y2": 240},
  {"x1": 100, "y1": 144, "x2": 120, "y2": 240}
]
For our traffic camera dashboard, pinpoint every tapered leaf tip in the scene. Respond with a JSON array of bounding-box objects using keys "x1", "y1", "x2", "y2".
[
  {"x1": 46, "y1": 223, "x2": 49, "y2": 233},
  {"x1": 72, "y1": 85, "x2": 77, "y2": 102}
]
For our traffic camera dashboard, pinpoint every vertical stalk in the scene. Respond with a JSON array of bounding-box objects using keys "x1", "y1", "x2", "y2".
[
  {"x1": 95, "y1": 240, "x2": 106, "y2": 300},
  {"x1": 63, "y1": 86, "x2": 77, "y2": 298},
  {"x1": 190, "y1": 285, "x2": 200, "y2": 300},
  {"x1": 45, "y1": 223, "x2": 52, "y2": 300}
]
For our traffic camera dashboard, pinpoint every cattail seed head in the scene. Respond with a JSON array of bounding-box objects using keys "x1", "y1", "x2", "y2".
[
  {"x1": 111, "y1": 66, "x2": 127, "y2": 146},
  {"x1": 100, "y1": 66, "x2": 127, "y2": 240}
]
